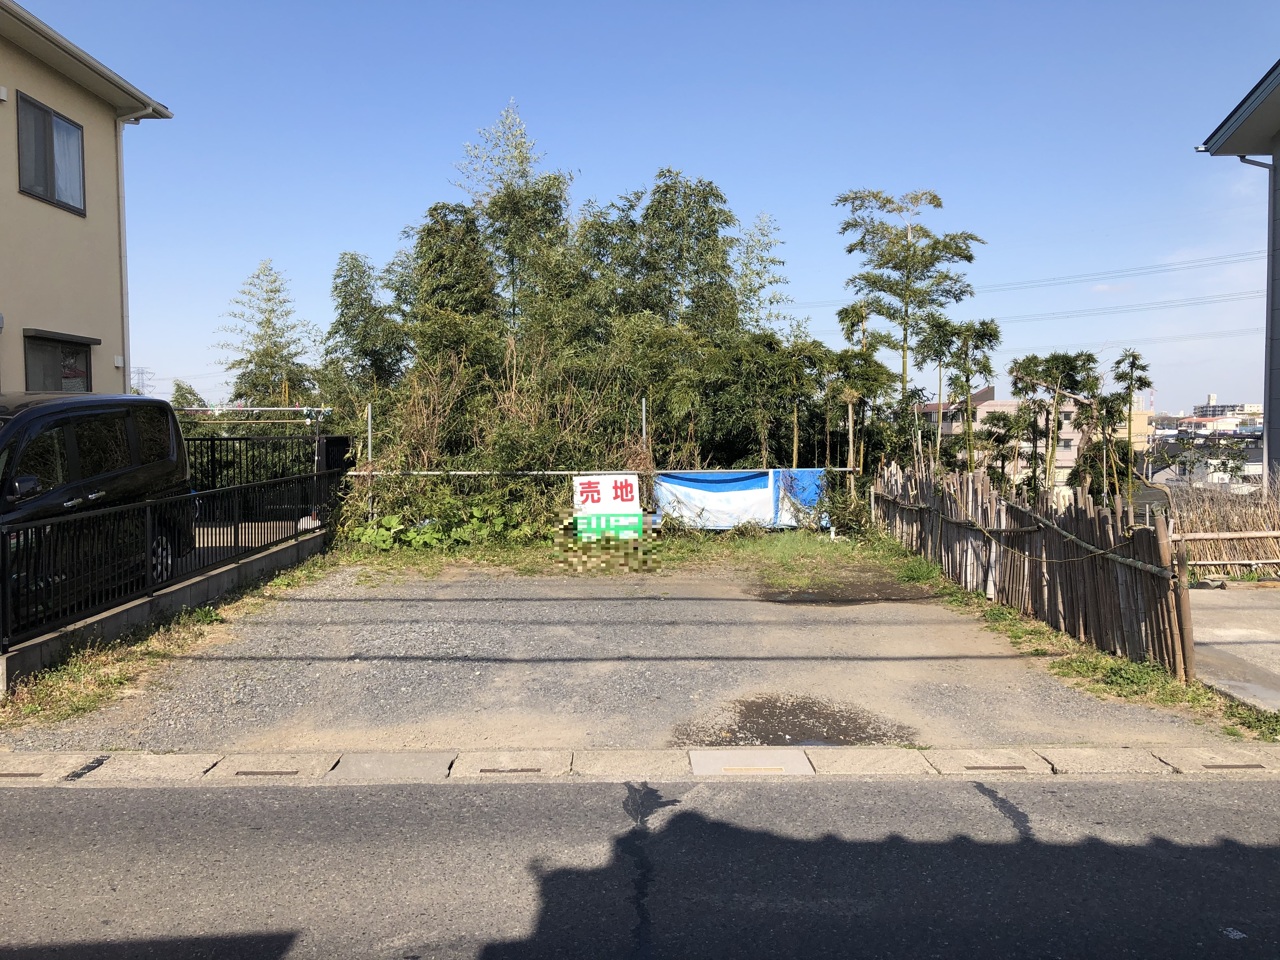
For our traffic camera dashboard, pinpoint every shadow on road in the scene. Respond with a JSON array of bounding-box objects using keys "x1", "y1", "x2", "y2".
[{"x1": 480, "y1": 783, "x2": 1279, "y2": 959}]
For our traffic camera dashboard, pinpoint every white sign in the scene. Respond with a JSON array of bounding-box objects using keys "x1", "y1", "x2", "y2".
[{"x1": 572, "y1": 473, "x2": 640, "y2": 515}]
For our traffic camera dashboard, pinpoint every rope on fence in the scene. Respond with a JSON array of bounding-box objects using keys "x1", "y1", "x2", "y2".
[{"x1": 873, "y1": 489, "x2": 1173, "y2": 577}]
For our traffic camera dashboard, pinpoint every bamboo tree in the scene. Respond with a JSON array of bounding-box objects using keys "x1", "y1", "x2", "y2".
[
  {"x1": 914, "y1": 316, "x2": 958, "y2": 466},
  {"x1": 947, "y1": 319, "x2": 1002, "y2": 469},
  {"x1": 1111, "y1": 349, "x2": 1153, "y2": 507},
  {"x1": 834, "y1": 189, "x2": 982, "y2": 401}
]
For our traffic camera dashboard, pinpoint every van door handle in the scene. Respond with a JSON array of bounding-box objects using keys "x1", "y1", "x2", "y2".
[
  {"x1": 86, "y1": 491, "x2": 106, "y2": 501},
  {"x1": 62, "y1": 498, "x2": 84, "y2": 508}
]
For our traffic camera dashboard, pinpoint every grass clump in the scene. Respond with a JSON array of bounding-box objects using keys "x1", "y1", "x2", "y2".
[
  {"x1": 862, "y1": 529, "x2": 1280, "y2": 741},
  {"x1": 1, "y1": 606, "x2": 223, "y2": 727},
  {"x1": 0, "y1": 552, "x2": 338, "y2": 728}
]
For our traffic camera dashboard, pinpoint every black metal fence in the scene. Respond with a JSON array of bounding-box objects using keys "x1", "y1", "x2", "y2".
[
  {"x1": 1, "y1": 469, "x2": 346, "y2": 653},
  {"x1": 186, "y1": 436, "x2": 351, "y2": 492}
]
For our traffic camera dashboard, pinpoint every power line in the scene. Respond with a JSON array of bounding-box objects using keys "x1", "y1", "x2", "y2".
[
  {"x1": 974, "y1": 250, "x2": 1266, "y2": 293},
  {"x1": 988, "y1": 289, "x2": 1265, "y2": 325},
  {"x1": 787, "y1": 249, "x2": 1266, "y2": 310},
  {"x1": 807, "y1": 289, "x2": 1266, "y2": 335},
  {"x1": 990, "y1": 326, "x2": 1262, "y2": 356}
]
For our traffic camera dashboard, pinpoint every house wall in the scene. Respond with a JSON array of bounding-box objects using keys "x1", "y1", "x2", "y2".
[{"x1": 0, "y1": 35, "x2": 127, "y2": 394}]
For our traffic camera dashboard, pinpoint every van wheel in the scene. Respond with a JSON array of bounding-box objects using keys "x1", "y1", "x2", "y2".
[{"x1": 150, "y1": 531, "x2": 174, "y2": 585}]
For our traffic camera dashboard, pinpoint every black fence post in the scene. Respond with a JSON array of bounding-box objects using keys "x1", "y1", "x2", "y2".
[
  {"x1": 144, "y1": 503, "x2": 155, "y2": 592},
  {"x1": 1, "y1": 526, "x2": 10, "y2": 654}
]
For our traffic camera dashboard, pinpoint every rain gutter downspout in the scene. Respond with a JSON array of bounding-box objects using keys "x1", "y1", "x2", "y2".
[
  {"x1": 115, "y1": 105, "x2": 153, "y2": 393},
  {"x1": 1238, "y1": 155, "x2": 1277, "y2": 494}
]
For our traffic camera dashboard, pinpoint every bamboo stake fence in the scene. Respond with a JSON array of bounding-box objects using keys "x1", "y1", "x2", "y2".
[{"x1": 872, "y1": 461, "x2": 1195, "y2": 681}]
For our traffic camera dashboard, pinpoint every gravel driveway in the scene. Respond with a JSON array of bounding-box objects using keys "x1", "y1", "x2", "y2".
[{"x1": 0, "y1": 563, "x2": 1230, "y2": 753}]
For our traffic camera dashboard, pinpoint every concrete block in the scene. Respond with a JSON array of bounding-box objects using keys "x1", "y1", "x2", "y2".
[
  {"x1": 806, "y1": 747, "x2": 937, "y2": 776},
  {"x1": 0, "y1": 753, "x2": 104, "y2": 785},
  {"x1": 204, "y1": 753, "x2": 339, "y2": 781},
  {"x1": 1151, "y1": 747, "x2": 1280, "y2": 774},
  {"x1": 924, "y1": 748, "x2": 1053, "y2": 776},
  {"x1": 571, "y1": 750, "x2": 692, "y2": 781},
  {"x1": 325, "y1": 752, "x2": 456, "y2": 782},
  {"x1": 688, "y1": 747, "x2": 813, "y2": 776},
  {"x1": 77, "y1": 753, "x2": 222, "y2": 784},
  {"x1": 1034, "y1": 747, "x2": 1169, "y2": 775},
  {"x1": 450, "y1": 750, "x2": 572, "y2": 778}
]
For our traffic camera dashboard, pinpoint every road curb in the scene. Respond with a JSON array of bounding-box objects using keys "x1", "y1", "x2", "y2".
[{"x1": 4, "y1": 744, "x2": 1280, "y2": 787}]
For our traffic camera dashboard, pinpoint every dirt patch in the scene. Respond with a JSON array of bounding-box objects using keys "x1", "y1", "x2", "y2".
[
  {"x1": 756, "y1": 581, "x2": 933, "y2": 605},
  {"x1": 669, "y1": 693, "x2": 917, "y2": 747}
]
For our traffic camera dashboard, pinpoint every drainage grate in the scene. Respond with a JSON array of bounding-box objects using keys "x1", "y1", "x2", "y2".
[
  {"x1": 64, "y1": 756, "x2": 111, "y2": 781},
  {"x1": 479, "y1": 768, "x2": 542, "y2": 774},
  {"x1": 964, "y1": 765, "x2": 1027, "y2": 771},
  {"x1": 1203, "y1": 764, "x2": 1266, "y2": 770},
  {"x1": 234, "y1": 770, "x2": 299, "y2": 777}
]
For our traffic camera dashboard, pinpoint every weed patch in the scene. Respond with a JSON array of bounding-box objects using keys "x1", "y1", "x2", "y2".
[
  {"x1": 862, "y1": 531, "x2": 1280, "y2": 741},
  {"x1": 0, "y1": 552, "x2": 338, "y2": 728}
]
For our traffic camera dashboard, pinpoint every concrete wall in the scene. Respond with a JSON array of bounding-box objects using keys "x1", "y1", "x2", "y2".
[
  {"x1": 0, "y1": 35, "x2": 127, "y2": 394},
  {"x1": 1, "y1": 532, "x2": 330, "y2": 691}
]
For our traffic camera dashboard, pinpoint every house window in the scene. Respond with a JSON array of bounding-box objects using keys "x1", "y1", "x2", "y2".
[
  {"x1": 24, "y1": 332, "x2": 99, "y2": 392},
  {"x1": 17, "y1": 93, "x2": 85, "y2": 214},
  {"x1": 1058, "y1": 438, "x2": 1074, "y2": 450}
]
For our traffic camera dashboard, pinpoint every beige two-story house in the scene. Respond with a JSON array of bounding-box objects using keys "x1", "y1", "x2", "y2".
[{"x1": 0, "y1": 0, "x2": 169, "y2": 395}]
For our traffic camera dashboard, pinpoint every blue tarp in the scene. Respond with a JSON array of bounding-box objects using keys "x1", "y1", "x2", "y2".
[{"x1": 654, "y1": 469, "x2": 825, "y2": 529}]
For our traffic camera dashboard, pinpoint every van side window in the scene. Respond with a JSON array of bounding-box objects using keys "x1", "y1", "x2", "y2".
[
  {"x1": 134, "y1": 406, "x2": 173, "y2": 464},
  {"x1": 75, "y1": 413, "x2": 131, "y2": 479},
  {"x1": 16, "y1": 426, "x2": 68, "y2": 494}
]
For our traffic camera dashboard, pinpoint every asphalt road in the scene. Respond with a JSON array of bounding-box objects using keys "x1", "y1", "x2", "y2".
[{"x1": 2, "y1": 778, "x2": 1278, "y2": 959}]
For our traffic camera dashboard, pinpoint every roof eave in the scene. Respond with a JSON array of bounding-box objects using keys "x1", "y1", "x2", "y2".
[
  {"x1": 0, "y1": 0, "x2": 171, "y2": 121},
  {"x1": 1200, "y1": 57, "x2": 1280, "y2": 157}
]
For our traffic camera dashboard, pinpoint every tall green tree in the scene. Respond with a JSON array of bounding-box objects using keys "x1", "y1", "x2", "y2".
[
  {"x1": 834, "y1": 189, "x2": 982, "y2": 400},
  {"x1": 384, "y1": 202, "x2": 504, "y2": 366},
  {"x1": 733, "y1": 212, "x2": 791, "y2": 331},
  {"x1": 1111, "y1": 349, "x2": 1153, "y2": 506},
  {"x1": 218, "y1": 260, "x2": 318, "y2": 406},
  {"x1": 451, "y1": 100, "x2": 542, "y2": 205},
  {"x1": 326, "y1": 251, "x2": 405, "y2": 389},
  {"x1": 637, "y1": 168, "x2": 739, "y2": 338},
  {"x1": 1009, "y1": 350, "x2": 1098, "y2": 490},
  {"x1": 913, "y1": 315, "x2": 958, "y2": 465},
  {"x1": 947, "y1": 319, "x2": 1002, "y2": 468}
]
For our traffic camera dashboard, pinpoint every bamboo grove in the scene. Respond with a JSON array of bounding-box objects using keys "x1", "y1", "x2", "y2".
[{"x1": 193, "y1": 105, "x2": 1156, "y2": 510}]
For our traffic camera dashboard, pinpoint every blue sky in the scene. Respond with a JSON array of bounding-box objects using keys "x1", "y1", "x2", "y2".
[{"x1": 23, "y1": 0, "x2": 1280, "y2": 413}]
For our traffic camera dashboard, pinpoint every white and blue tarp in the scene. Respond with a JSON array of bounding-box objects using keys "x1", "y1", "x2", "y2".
[{"x1": 653, "y1": 469, "x2": 825, "y2": 530}]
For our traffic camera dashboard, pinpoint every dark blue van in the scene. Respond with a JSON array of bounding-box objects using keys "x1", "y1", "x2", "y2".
[{"x1": 1, "y1": 395, "x2": 194, "y2": 635}]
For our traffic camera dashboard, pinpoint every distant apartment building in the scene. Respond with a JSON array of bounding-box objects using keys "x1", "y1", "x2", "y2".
[
  {"x1": 918, "y1": 386, "x2": 1152, "y2": 487},
  {"x1": 1177, "y1": 415, "x2": 1244, "y2": 435},
  {"x1": 1192, "y1": 394, "x2": 1263, "y2": 419}
]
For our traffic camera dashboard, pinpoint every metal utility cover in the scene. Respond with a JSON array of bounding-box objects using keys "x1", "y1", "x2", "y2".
[
  {"x1": 450, "y1": 751, "x2": 572, "y2": 778},
  {"x1": 0, "y1": 753, "x2": 102, "y2": 785},
  {"x1": 204, "y1": 753, "x2": 340, "y2": 780},
  {"x1": 1150, "y1": 747, "x2": 1278, "y2": 775},
  {"x1": 1034, "y1": 747, "x2": 1169, "y2": 775},
  {"x1": 688, "y1": 748, "x2": 814, "y2": 776},
  {"x1": 76, "y1": 754, "x2": 222, "y2": 783},
  {"x1": 325, "y1": 752, "x2": 457, "y2": 783},
  {"x1": 805, "y1": 747, "x2": 936, "y2": 776},
  {"x1": 924, "y1": 749, "x2": 1053, "y2": 776}
]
